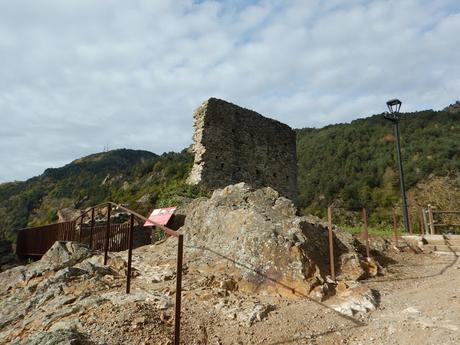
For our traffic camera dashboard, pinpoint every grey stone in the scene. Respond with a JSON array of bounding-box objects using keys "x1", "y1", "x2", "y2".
[
  {"x1": 187, "y1": 98, "x2": 298, "y2": 202},
  {"x1": 19, "y1": 329, "x2": 85, "y2": 345}
]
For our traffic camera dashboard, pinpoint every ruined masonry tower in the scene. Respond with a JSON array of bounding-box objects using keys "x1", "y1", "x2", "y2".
[{"x1": 187, "y1": 98, "x2": 298, "y2": 202}]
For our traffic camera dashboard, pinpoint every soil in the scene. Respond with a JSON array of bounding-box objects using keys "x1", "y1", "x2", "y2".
[
  {"x1": 3, "y1": 242, "x2": 458, "y2": 345},
  {"x1": 174, "y1": 250, "x2": 460, "y2": 345}
]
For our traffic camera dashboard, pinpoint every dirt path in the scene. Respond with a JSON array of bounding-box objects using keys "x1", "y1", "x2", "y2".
[
  {"x1": 174, "y1": 251, "x2": 460, "y2": 345},
  {"x1": 344, "y1": 252, "x2": 460, "y2": 345}
]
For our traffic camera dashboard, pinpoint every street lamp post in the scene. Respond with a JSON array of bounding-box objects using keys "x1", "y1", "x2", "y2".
[{"x1": 384, "y1": 99, "x2": 409, "y2": 232}]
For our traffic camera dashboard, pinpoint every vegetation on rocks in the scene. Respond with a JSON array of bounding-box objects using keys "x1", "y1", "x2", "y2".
[{"x1": 0, "y1": 149, "x2": 208, "y2": 240}]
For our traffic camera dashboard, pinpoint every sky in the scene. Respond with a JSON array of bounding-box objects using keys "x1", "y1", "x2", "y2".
[{"x1": 1, "y1": 0, "x2": 459, "y2": 182}]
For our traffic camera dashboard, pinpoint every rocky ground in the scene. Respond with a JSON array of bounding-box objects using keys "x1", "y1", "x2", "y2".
[
  {"x1": 0, "y1": 241, "x2": 459, "y2": 344},
  {"x1": 1, "y1": 184, "x2": 459, "y2": 344}
]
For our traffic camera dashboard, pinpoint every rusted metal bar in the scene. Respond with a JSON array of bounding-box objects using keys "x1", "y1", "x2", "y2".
[
  {"x1": 362, "y1": 208, "x2": 370, "y2": 258},
  {"x1": 90, "y1": 208, "x2": 95, "y2": 249},
  {"x1": 174, "y1": 234, "x2": 184, "y2": 345},
  {"x1": 17, "y1": 200, "x2": 184, "y2": 345},
  {"x1": 109, "y1": 202, "x2": 181, "y2": 238},
  {"x1": 392, "y1": 207, "x2": 399, "y2": 246},
  {"x1": 126, "y1": 214, "x2": 134, "y2": 294},
  {"x1": 104, "y1": 204, "x2": 111, "y2": 265},
  {"x1": 327, "y1": 206, "x2": 335, "y2": 280}
]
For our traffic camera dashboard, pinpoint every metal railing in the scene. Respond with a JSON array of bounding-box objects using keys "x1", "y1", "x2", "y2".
[
  {"x1": 16, "y1": 202, "x2": 184, "y2": 345},
  {"x1": 425, "y1": 205, "x2": 460, "y2": 235}
]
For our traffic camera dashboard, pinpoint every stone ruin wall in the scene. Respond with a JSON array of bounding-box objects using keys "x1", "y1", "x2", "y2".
[{"x1": 187, "y1": 98, "x2": 298, "y2": 202}]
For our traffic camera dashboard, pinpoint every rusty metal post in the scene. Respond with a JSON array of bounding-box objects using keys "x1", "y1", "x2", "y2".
[
  {"x1": 362, "y1": 208, "x2": 370, "y2": 258},
  {"x1": 327, "y1": 206, "x2": 335, "y2": 280},
  {"x1": 392, "y1": 207, "x2": 399, "y2": 246},
  {"x1": 79, "y1": 215, "x2": 84, "y2": 243},
  {"x1": 126, "y1": 214, "x2": 134, "y2": 294},
  {"x1": 104, "y1": 204, "x2": 111, "y2": 265},
  {"x1": 428, "y1": 204, "x2": 435, "y2": 235},
  {"x1": 174, "y1": 234, "x2": 184, "y2": 345},
  {"x1": 89, "y1": 208, "x2": 95, "y2": 249}
]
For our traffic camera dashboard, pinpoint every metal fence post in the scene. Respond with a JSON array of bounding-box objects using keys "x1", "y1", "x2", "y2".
[
  {"x1": 362, "y1": 207, "x2": 370, "y2": 258},
  {"x1": 79, "y1": 215, "x2": 84, "y2": 243},
  {"x1": 174, "y1": 234, "x2": 184, "y2": 345},
  {"x1": 126, "y1": 214, "x2": 134, "y2": 294},
  {"x1": 90, "y1": 208, "x2": 95, "y2": 249},
  {"x1": 104, "y1": 204, "x2": 111, "y2": 265},
  {"x1": 327, "y1": 206, "x2": 335, "y2": 280}
]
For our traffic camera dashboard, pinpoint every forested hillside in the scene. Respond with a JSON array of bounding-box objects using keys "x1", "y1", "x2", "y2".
[
  {"x1": 297, "y1": 109, "x2": 460, "y2": 224},
  {"x1": 0, "y1": 149, "x2": 207, "y2": 240},
  {"x1": 1, "y1": 108, "x2": 459, "y2": 240}
]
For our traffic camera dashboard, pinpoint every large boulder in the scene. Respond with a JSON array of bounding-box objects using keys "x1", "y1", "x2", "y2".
[{"x1": 180, "y1": 183, "x2": 344, "y2": 297}]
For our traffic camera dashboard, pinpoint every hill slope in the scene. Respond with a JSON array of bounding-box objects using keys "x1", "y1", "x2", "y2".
[
  {"x1": 0, "y1": 149, "x2": 207, "y2": 240},
  {"x1": 1, "y1": 108, "x2": 459, "y2": 239},
  {"x1": 297, "y1": 109, "x2": 460, "y2": 225}
]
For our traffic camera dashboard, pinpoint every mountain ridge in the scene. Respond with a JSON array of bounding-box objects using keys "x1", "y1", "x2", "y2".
[{"x1": 1, "y1": 107, "x2": 459, "y2": 239}]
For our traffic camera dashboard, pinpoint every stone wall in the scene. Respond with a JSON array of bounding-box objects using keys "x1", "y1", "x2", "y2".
[{"x1": 187, "y1": 98, "x2": 298, "y2": 202}]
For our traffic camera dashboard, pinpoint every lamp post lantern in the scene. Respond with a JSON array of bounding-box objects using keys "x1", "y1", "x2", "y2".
[{"x1": 384, "y1": 99, "x2": 409, "y2": 232}]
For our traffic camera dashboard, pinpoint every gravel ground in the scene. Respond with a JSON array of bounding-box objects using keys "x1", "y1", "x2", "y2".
[{"x1": 176, "y1": 250, "x2": 460, "y2": 345}]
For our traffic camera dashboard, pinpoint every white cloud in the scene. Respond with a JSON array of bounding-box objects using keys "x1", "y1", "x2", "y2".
[{"x1": 0, "y1": 0, "x2": 459, "y2": 181}]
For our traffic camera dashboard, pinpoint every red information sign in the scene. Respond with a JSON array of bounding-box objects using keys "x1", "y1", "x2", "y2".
[{"x1": 144, "y1": 207, "x2": 176, "y2": 226}]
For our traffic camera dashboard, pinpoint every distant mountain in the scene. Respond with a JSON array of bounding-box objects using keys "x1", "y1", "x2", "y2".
[{"x1": 0, "y1": 149, "x2": 207, "y2": 240}]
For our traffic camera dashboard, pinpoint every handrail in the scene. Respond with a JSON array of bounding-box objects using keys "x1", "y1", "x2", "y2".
[
  {"x1": 20, "y1": 201, "x2": 184, "y2": 345},
  {"x1": 73, "y1": 202, "x2": 181, "y2": 238}
]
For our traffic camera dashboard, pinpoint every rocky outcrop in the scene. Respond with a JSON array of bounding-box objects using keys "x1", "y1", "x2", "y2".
[
  {"x1": 0, "y1": 241, "x2": 173, "y2": 345},
  {"x1": 57, "y1": 207, "x2": 81, "y2": 222},
  {"x1": 179, "y1": 183, "x2": 369, "y2": 298}
]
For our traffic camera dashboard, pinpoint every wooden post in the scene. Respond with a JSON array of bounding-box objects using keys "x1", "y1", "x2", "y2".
[
  {"x1": 392, "y1": 207, "x2": 399, "y2": 246},
  {"x1": 428, "y1": 204, "x2": 435, "y2": 235},
  {"x1": 408, "y1": 208, "x2": 413, "y2": 234},
  {"x1": 362, "y1": 207, "x2": 370, "y2": 258},
  {"x1": 422, "y1": 208, "x2": 429, "y2": 235},
  {"x1": 418, "y1": 207, "x2": 424, "y2": 235},
  {"x1": 327, "y1": 206, "x2": 335, "y2": 280},
  {"x1": 104, "y1": 204, "x2": 111, "y2": 265}
]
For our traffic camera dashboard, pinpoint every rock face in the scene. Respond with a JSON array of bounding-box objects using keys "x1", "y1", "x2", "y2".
[
  {"x1": 181, "y1": 183, "x2": 348, "y2": 297},
  {"x1": 443, "y1": 100, "x2": 460, "y2": 114},
  {"x1": 57, "y1": 207, "x2": 81, "y2": 222},
  {"x1": 0, "y1": 241, "x2": 174, "y2": 344},
  {"x1": 187, "y1": 98, "x2": 298, "y2": 202}
]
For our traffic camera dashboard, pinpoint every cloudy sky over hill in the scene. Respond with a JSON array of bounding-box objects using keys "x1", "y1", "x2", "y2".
[{"x1": 1, "y1": 0, "x2": 459, "y2": 182}]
